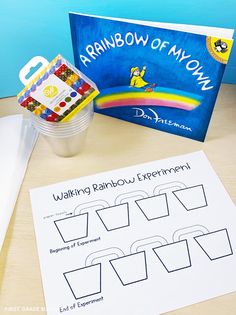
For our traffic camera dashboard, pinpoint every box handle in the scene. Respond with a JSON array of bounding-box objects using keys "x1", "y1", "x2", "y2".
[{"x1": 19, "y1": 56, "x2": 49, "y2": 86}]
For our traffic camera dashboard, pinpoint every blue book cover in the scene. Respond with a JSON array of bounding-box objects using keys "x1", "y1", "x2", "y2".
[{"x1": 69, "y1": 13, "x2": 233, "y2": 141}]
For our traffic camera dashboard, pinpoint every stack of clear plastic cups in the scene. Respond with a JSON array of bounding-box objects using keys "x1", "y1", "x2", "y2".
[{"x1": 31, "y1": 102, "x2": 94, "y2": 157}]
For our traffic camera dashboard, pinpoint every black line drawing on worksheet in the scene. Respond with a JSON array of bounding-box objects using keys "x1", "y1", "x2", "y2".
[
  {"x1": 172, "y1": 184, "x2": 208, "y2": 211},
  {"x1": 86, "y1": 247, "x2": 148, "y2": 287},
  {"x1": 152, "y1": 225, "x2": 209, "y2": 272},
  {"x1": 194, "y1": 228, "x2": 233, "y2": 260},
  {"x1": 96, "y1": 203, "x2": 130, "y2": 231},
  {"x1": 54, "y1": 200, "x2": 109, "y2": 243},
  {"x1": 130, "y1": 232, "x2": 191, "y2": 273},
  {"x1": 153, "y1": 240, "x2": 191, "y2": 272},
  {"x1": 135, "y1": 193, "x2": 169, "y2": 221},
  {"x1": 110, "y1": 252, "x2": 148, "y2": 286},
  {"x1": 54, "y1": 182, "x2": 210, "y2": 244},
  {"x1": 172, "y1": 225, "x2": 210, "y2": 243},
  {"x1": 153, "y1": 181, "x2": 187, "y2": 195},
  {"x1": 64, "y1": 248, "x2": 125, "y2": 300},
  {"x1": 169, "y1": 225, "x2": 233, "y2": 266},
  {"x1": 54, "y1": 213, "x2": 89, "y2": 243},
  {"x1": 63, "y1": 263, "x2": 102, "y2": 300},
  {"x1": 63, "y1": 225, "x2": 233, "y2": 299},
  {"x1": 152, "y1": 224, "x2": 231, "y2": 273},
  {"x1": 130, "y1": 223, "x2": 231, "y2": 274},
  {"x1": 134, "y1": 181, "x2": 186, "y2": 220},
  {"x1": 114, "y1": 190, "x2": 149, "y2": 205},
  {"x1": 96, "y1": 190, "x2": 150, "y2": 231},
  {"x1": 151, "y1": 223, "x2": 233, "y2": 273},
  {"x1": 55, "y1": 193, "x2": 147, "y2": 243}
]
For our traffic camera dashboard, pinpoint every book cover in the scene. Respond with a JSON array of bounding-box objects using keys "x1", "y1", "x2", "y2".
[{"x1": 69, "y1": 13, "x2": 233, "y2": 141}]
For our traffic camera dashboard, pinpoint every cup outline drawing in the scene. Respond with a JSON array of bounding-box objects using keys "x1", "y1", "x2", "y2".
[
  {"x1": 96, "y1": 203, "x2": 130, "y2": 231},
  {"x1": 153, "y1": 239, "x2": 192, "y2": 273},
  {"x1": 54, "y1": 199, "x2": 109, "y2": 243},
  {"x1": 133, "y1": 183, "x2": 186, "y2": 221},
  {"x1": 109, "y1": 251, "x2": 148, "y2": 286},
  {"x1": 86, "y1": 247, "x2": 148, "y2": 287},
  {"x1": 63, "y1": 263, "x2": 101, "y2": 300},
  {"x1": 194, "y1": 228, "x2": 233, "y2": 260},
  {"x1": 135, "y1": 193, "x2": 169, "y2": 221},
  {"x1": 172, "y1": 184, "x2": 207, "y2": 211},
  {"x1": 54, "y1": 212, "x2": 88, "y2": 243},
  {"x1": 151, "y1": 225, "x2": 208, "y2": 273}
]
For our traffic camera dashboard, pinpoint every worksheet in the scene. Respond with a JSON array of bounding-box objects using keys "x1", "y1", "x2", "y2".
[{"x1": 30, "y1": 151, "x2": 236, "y2": 315}]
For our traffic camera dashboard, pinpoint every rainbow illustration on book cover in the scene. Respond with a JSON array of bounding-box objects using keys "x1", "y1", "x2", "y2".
[{"x1": 69, "y1": 13, "x2": 233, "y2": 141}]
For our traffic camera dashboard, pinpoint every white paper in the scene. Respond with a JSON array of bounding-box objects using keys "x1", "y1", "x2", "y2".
[
  {"x1": 0, "y1": 115, "x2": 38, "y2": 251},
  {"x1": 0, "y1": 115, "x2": 23, "y2": 209},
  {"x1": 70, "y1": 12, "x2": 234, "y2": 39},
  {"x1": 30, "y1": 151, "x2": 236, "y2": 315}
]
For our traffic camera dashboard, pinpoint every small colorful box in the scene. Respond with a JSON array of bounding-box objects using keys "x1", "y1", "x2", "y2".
[{"x1": 17, "y1": 55, "x2": 99, "y2": 122}]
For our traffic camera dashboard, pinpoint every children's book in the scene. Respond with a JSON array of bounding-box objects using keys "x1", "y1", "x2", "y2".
[{"x1": 69, "y1": 13, "x2": 234, "y2": 141}]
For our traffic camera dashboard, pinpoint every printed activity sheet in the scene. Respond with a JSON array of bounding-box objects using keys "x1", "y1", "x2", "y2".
[{"x1": 30, "y1": 151, "x2": 236, "y2": 315}]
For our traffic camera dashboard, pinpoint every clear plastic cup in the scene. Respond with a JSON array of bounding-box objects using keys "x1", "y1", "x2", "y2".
[{"x1": 31, "y1": 102, "x2": 94, "y2": 157}]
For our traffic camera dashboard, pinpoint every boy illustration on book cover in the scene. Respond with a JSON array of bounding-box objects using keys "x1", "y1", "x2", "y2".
[{"x1": 130, "y1": 66, "x2": 156, "y2": 92}]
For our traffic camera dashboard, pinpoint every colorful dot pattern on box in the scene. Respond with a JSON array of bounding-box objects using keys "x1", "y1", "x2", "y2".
[
  {"x1": 53, "y1": 64, "x2": 92, "y2": 97},
  {"x1": 17, "y1": 57, "x2": 97, "y2": 122},
  {"x1": 21, "y1": 96, "x2": 60, "y2": 121}
]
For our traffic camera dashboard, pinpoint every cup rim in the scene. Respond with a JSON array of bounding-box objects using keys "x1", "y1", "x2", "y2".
[
  {"x1": 39, "y1": 126, "x2": 89, "y2": 138},
  {"x1": 32, "y1": 111, "x2": 92, "y2": 125},
  {"x1": 30, "y1": 101, "x2": 93, "y2": 126},
  {"x1": 34, "y1": 120, "x2": 91, "y2": 135},
  {"x1": 33, "y1": 115, "x2": 92, "y2": 129}
]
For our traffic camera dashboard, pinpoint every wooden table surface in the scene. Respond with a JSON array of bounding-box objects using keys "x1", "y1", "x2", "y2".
[{"x1": 0, "y1": 84, "x2": 236, "y2": 315}]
